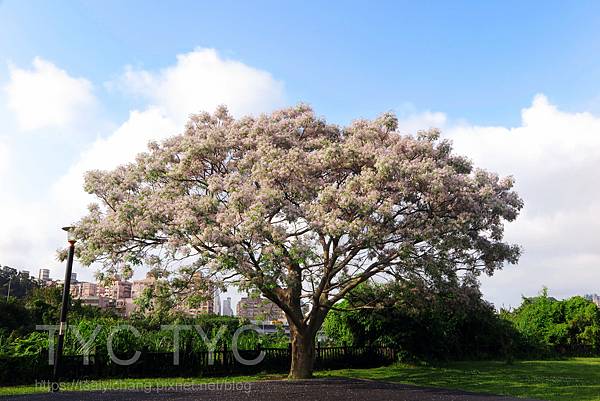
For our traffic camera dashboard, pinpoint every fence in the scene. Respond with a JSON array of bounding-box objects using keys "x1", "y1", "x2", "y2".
[{"x1": 0, "y1": 345, "x2": 396, "y2": 385}]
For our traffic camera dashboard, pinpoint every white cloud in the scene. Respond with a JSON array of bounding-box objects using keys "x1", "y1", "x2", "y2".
[
  {"x1": 115, "y1": 48, "x2": 285, "y2": 123},
  {"x1": 441, "y1": 95, "x2": 600, "y2": 307},
  {"x1": 0, "y1": 140, "x2": 9, "y2": 178},
  {"x1": 4, "y1": 57, "x2": 96, "y2": 131},
  {"x1": 53, "y1": 108, "x2": 177, "y2": 219},
  {"x1": 0, "y1": 198, "x2": 54, "y2": 266},
  {"x1": 397, "y1": 110, "x2": 447, "y2": 134},
  {"x1": 0, "y1": 139, "x2": 58, "y2": 273},
  {"x1": 0, "y1": 109, "x2": 176, "y2": 279}
]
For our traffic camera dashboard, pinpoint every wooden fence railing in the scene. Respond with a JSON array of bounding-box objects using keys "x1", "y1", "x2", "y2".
[{"x1": 0, "y1": 345, "x2": 397, "y2": 385}]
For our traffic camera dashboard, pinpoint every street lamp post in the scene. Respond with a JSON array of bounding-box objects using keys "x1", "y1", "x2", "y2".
[{"x1": 51, "y1": 226, "x2": 76, "y2": 393}]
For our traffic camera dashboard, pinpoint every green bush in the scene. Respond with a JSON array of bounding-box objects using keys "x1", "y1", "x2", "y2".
[{"x1": 324, "y1": 280, "x2": 522, "y2": 361}]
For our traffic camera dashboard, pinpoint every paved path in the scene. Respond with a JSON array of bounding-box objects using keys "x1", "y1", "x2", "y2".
[{"x1": 0, "y1": 378, "x2": 543, "y2": 401}]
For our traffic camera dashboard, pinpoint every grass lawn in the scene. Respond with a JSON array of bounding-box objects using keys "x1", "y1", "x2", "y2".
[
  {"x1": 1, "y1": 358, "x2": 599, "y2": 400},
  {"x1": 319, "y1": 358, "x2": 600, "y2": 401}
]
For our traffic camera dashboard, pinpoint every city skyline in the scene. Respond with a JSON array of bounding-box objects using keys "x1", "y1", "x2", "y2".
[{"x1": 23, "y1": 266, "x2": 285, "y2": 319}]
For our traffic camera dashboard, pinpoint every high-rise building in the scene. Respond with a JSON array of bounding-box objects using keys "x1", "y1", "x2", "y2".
[
  {"x1": 132, "y1": 273, "x2": 156, "y2": 298},
  {"x1": 38, "y1": 268, "x2": 50, "y2": 281},
  {"x1": 237, "y1": 296, "x2": 285, "y2": 322},
  {"x1": 100, "y1": 279, "x2": 132, "y2": 300},
  {"x1": 70, "y1": 282, "x2": 82, "y2": 298},
  {"x1": 80, "y1": 296, "x2": 103, "y2": 308},
  {"x1": 71, "y1": 281, "x2": 100, "y2": 308},
  {"x1": 96, "y1": 278, "x2": 133, "y2": 317},
  {"x1": 81, "y1": 282, "x2": 97, "y2": 297},
  {"x1": 213, "y1": 288, "x2": 222, "y2": 315},
  {"x1": 222, "y1": 297, "x2": 234, "y2": 316}
]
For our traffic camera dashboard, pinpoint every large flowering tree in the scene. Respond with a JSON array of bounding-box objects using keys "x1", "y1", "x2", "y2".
[{"x1": 70, "y1": 105, "x2": 522, "y2": 378}]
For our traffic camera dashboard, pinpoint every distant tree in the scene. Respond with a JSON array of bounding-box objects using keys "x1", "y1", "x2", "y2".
[
  {"x1": 321, "y1": 300, "x2": 354, "y2": 346},
  {"x1": 0, "y1": 298, "x2": 32, "y2": 335},
  {"x1": 67, "y1": 105, "x2": 522, "y2": 378},
  {"x1": 0, "y1": 267, "x2": 39, "y2": 299},
  {"x1": 507, "y1": 288, "x2": 600, "y2": 355},
  {"x1": 25, "y1": 286, "x2": 62, "y2": 325}
]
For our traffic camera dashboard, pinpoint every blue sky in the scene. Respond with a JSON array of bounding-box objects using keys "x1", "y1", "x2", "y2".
[
  {"x1": 4, "y1": 0, "x2": 600, "y2": 125},
  {"x1": 1, "y1": 1, "x2": 600, "y2": 308}
]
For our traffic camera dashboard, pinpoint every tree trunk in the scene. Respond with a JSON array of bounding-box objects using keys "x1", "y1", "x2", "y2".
[{"x1": 288, "y1": 325, "x2": 315, "y2": 379}]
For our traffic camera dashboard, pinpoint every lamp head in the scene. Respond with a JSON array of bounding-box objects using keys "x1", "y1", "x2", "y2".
[{"x1": 62, "y1": 226, "x2": 76, "y2": 244}]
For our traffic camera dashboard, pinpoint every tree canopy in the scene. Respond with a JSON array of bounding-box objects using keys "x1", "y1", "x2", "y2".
[{"x1": 68, "y1": 105, "x2": 522, "y2": 378}]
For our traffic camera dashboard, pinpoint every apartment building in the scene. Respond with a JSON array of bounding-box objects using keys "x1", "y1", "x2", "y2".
[{"x1": 237, "y1": 296, "x2": 285, "y2": 322}]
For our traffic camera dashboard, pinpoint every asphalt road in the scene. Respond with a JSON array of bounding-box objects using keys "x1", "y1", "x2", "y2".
[{"x1": 0, "y1": 378, "x2": 542, "y2": 401}]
